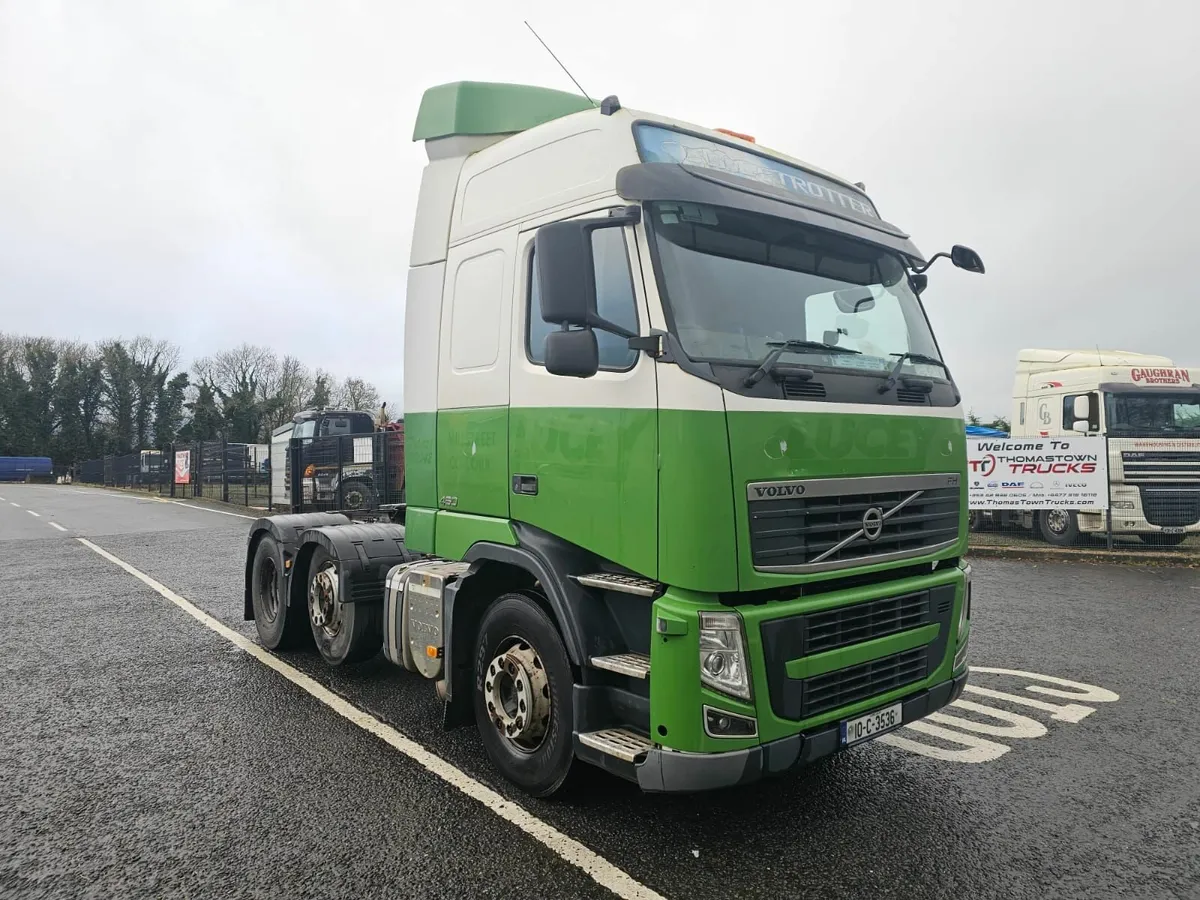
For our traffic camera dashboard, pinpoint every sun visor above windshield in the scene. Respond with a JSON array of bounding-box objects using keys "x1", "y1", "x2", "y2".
[{"x1": 616, "y1": 162, "x2": 925, "y2": 265}]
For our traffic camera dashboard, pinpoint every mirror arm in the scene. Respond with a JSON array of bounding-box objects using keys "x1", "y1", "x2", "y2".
[{"x1": 911, "y1": 252, "x2": 949, "y2": 276}]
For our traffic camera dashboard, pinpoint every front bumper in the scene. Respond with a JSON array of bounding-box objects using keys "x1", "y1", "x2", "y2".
[{"x1": 634, "y1": 671, "x2": 968, "y2": 793}]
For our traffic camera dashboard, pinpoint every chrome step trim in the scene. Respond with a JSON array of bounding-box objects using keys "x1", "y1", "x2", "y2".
[
  {"x1": 589, "y1": 652, "x2": 651, "y2": 679},
  {"x1": 577, "y1": 728, "x2": 655, "y2": 764},
  {"x1": 572, "y1": 572, "x2": 661, "y2": 597}
]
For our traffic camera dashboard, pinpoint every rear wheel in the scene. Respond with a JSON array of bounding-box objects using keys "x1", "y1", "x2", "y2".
[
  {"x1": 305, "y1": 546, "x2": 381, "y2": 665},
  {"x1": 473, "y1": 592, "x2": 575, "y2": 798},
  {"x1": 250, "y1": 535, "x2": 310, "y2": 650},
  {"x1": 1139, "y1": 533, "x2": 1188, "y2": 547},
  {"x1": 341, "y1": 479, "x2": 377, "y2": 510},
  {"x1": 1038, "y1": 509, "x2": 1080, "y2": 546}
]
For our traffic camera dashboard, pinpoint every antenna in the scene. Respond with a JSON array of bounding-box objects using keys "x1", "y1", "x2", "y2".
[{"x1": 524, "y1": 21, "x2": 594, "y2": 106}]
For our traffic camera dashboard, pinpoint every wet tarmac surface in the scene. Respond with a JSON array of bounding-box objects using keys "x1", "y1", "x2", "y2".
[{"x1": 1, "y1": 484, "x2": 1198, "y2": 899}]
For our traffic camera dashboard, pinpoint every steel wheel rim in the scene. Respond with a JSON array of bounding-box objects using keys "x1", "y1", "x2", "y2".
[
  {"x1": 484, "y1": 637, "x2": 551, "y2": 753},
  {"x1": 1046, "y1": 510, "x2": 1070, "y2": 534},
  {"x1": 308, "y1": 561, "x2": 343, "y2": 638}
]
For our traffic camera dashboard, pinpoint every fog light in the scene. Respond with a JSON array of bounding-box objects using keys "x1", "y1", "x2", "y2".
[{"x1": 704, "y1": 705, "x2": 758, "y2": 738}]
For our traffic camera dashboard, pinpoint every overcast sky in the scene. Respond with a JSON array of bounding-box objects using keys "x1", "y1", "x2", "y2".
[{"x1": 2, "y1": 0, "x2": 1198, "y2": 419}]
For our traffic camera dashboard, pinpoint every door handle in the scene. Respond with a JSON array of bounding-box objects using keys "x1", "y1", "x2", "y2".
[{"x1": 511, "y1": 474, "x2": 539, "y2": 496}]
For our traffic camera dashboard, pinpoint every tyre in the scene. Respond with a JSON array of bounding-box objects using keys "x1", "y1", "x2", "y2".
[
  {"x1": 341, "y1": 480, "x2": 377, "y2": 510},
  {"x1": 1139, "y1": 533, "x2": 1188, "y2": 548},
  {"x1": 473, "y1": 592, "x2": 575, "y2": 798},
  {"x1": 1038, "y1": 509, "x2": 1080, "y2": 546},
  {"x1": 250, "y1": 535, "x2": 311, "y2": 650},
  {"x1": 305, "y1": 545, "x2": 382, "y2": 665}
]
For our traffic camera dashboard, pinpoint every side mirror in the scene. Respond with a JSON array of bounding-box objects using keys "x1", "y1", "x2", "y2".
[
  {"x1": 545, "y1": 329, "x2": 599, "y2": 378},
  {"x1": 950, "y1": 245, "x2": 985, "y2": 274},
  {"x1": 535, "y1": 211, "x2": 639, "y2": 335},
  {"x1": 1073, "y1": 395, "x2": 1091, "y2": 419},
  {"x1": 1071, "y1": 420, "x2": 1089, "y2": 434}
]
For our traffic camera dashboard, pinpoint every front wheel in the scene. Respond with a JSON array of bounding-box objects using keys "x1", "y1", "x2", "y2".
[
  {"x1": 305, "y1": 546, "x2": 381, "y2": 665},
  {"x1": 341, "y1": 479, "x2": 377, "y2": 510},
  {"x1": 473, "y1": 593, "x2": 575, "y2": 798},
  {"x1": 1038, "y1": 509, "x2": 1080, "y2": 546}
]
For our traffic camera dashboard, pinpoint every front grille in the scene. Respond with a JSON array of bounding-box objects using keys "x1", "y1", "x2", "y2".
[
  {"x1": 747, "y1": 473, "x2": 961, "y2": 573},
  {"x1": 759, "y1": 582, "x2": 956, "y2": 722},
  {"x1": 1138, "y1": 485, "x2": 1200, "y2": 527},
  {"x1": 1122, "y1": 451, "x2": 1200, "y2": 482},
  {"x1": 801, "y1": 647, "x2": 928, "y2": 718},
  {"x1": 804, "y1": 591, "x2": 931, "y2": 654}
]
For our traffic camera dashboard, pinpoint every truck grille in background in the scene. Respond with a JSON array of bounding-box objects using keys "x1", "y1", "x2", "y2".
[
  {"x1": 747, "y1": 474, "x2": 961, "y2": 573},
  {"x1": 801, "y1": 648, "x2": 928, "y2": 718},
  {"x1": 1121, "y1": 451, "x2": 1200, "y2": 482},
  {"x1": 803, "y1": 591, "x2": 932, "y2": 654},
  {"x1": 1137, "y1": 485, "x2": 1200, "y2": 527}
]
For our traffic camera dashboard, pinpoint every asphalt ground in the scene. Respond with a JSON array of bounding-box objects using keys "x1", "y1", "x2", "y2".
[{"x1": 1, "y1": 483, "x2": 1197, "y2": 900}]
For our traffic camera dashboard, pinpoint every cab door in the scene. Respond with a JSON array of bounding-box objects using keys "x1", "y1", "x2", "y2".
[{"x1": 508, "y1": 215, "x2": 659, "y2": 577}]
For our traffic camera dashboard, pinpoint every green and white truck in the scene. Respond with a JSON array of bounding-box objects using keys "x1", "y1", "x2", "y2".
[{"x1": 244, "y1": 81, "x2": 983, "y2": 797}]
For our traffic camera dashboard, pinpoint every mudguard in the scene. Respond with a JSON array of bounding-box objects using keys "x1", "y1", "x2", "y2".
[
  {"x1": 289, "y1": 522, "x2": 416, "y2": 616},
  {"x1": 244, "y1": 512, "x2": 351, "y2": 620}
]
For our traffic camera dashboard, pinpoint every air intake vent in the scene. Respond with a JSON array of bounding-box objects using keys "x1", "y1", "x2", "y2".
[
  {"x1": 783, "y1": 379, "x2": 827, "y2": 400},
  {"x1": 897, "y1": 389, "x2": 931, "y2": 405}
]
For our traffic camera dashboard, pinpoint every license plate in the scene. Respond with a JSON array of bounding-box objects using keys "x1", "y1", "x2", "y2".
[
  {"x1": 1161, "y1": 527, "x2": 1186, "y2": 535},
  {"x1": 840, "y1": 703, "x2": 903, "y2": 747}
]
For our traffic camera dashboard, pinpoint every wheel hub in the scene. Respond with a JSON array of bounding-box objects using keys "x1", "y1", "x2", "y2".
[
  {"x1": 485, "y1": 641, "x2": 551, "y2": 751},
  {"x1": 308, "y1": 563, "x2": 342, "y2": 635},
  {"x1": 1046, "y1": 510, "x2": 1069, "y2": 533}
]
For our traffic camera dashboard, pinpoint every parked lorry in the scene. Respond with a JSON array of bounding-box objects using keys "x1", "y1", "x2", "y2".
[
  {"x1": 270, "y1": 407, "x2": 403, "y2": 511},
  {"x1": 994, "y1": 348, "x2": 1200, "y2": 546},
  {"x1": 244, "y1": 81, "x2": 982, "y2": 796}
]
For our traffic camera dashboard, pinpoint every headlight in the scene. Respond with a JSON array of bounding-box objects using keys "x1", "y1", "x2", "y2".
[
  {"x1": 1113, "y1": 500, "x2": 1135, "y2": 510},
  {"x1": 699, "y1": 611, "x2": 751, "y2": 700},
  {"x1": 958, "y1": 565, "x2": 972, "y2": 638}
]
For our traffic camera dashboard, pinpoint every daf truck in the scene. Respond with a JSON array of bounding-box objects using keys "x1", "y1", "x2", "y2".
[
  {"x1": 1006, "y1": 348, "x2": 1200, "y2": 546},
  {"x1": 243, "y1": 81, "x2": 982, "y2": 797}
]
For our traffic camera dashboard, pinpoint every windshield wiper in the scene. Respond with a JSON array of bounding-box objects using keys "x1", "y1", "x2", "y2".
[
  {"x1": 877, "y1": 352, "x2": 950, "y2": 394},
  {"x1": 743, "y1": 339, "x2": 861, "y2": 387}
]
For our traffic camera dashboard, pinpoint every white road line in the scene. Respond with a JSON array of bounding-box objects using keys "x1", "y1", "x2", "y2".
[
  {"x1": 9, "y1": 501, "x2": 19, "y2": 507},
  {"x1": 75, "y1": 537, "x2": 665, "y2": 900},
  {"x1": 155, "y1": 498, "x2": 256, "y2": 519},
  {"x1": 49, "y1": 522, "x2": 68, "y2": 532},
  {"x1": 27, "y1": 510, "x2": 41, "y2": 517}
]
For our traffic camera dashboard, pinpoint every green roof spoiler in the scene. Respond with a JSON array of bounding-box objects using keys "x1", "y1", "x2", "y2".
[{"x1": 412, "y1": 81, "x2": 595, "y2": 142}]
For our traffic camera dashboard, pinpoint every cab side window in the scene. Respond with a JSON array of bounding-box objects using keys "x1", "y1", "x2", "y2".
[{"x1": 527, "y1": 227, "x2": 639, "y2": 370}]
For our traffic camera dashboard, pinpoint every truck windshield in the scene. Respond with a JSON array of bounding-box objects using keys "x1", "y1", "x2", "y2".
[
  {"x1": 1105, "y1": 392, "x2": 1200, "y2": 436},
  {"x1": 294, "y1": 421, "x2": 316, "y2": 440},
  {"x1": 647, "y1": 201, "x2": 945, "y2": 379}
]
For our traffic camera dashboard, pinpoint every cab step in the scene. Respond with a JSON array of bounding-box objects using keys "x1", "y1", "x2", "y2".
[
  {"x1": 571, "y1": 572, "x2": 662, "y2": 597},
  {"x1": 577, "y1": 728, "x2": 655, "y2": 763},
  {"x1": 589, "y1": 652, "x2": 651, "y2": 679}
]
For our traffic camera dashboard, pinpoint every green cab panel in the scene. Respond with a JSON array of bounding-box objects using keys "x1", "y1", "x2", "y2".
[
  {"x1": 725, "y1": 409, "x2": 969, "y2": 591},
  {"x1": 403, "y1": 411, "x2": 437, "y2": 510},
  {"x1": 509, "y1": 406, "x2": 658, "y2": 578},
  {"x1": 436, "y1": 407, "x2": 510, "y2": 519},
  {"x1": 657, "y1": 409, "x2": 739, "y2": 593},
  {"x1": 434, "y1": 511, "x2": 517, "y2": 560}
]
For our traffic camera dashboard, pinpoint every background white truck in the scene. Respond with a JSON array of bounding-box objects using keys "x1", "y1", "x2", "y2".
[{"x1": 999, "y1": 348, "x2": 1200, "y2": 546}]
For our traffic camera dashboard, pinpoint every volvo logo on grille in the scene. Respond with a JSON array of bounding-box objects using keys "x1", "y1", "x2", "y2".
[
  {"x1": 862, "y1": 507, "x2": 885, "y2": 541},
  {"x1": 752, "y1": 484, "x2": 806, "y2": 499}
]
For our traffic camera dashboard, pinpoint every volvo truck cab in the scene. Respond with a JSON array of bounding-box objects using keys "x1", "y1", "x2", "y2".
[{"x1": 245, "y1": 81, "x2": 983, "y2": 797}]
